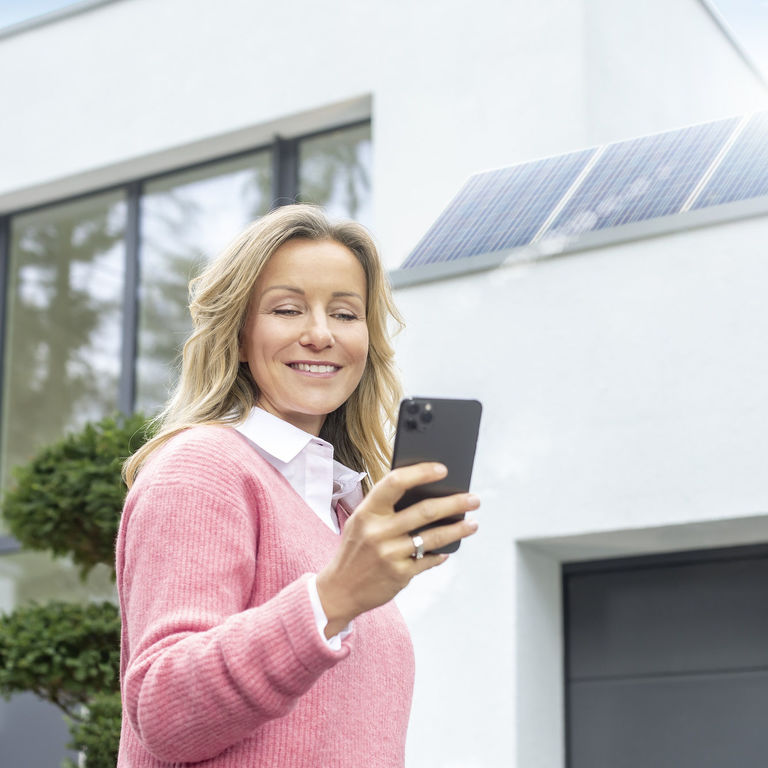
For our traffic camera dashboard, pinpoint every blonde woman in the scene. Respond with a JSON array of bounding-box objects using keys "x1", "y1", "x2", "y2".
[{"x1": 116, "y1": 204, "x2": 480, "y2": 767}]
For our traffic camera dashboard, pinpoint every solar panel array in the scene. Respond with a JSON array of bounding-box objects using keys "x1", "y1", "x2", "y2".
[
  {"x1": 548, "y1": 119, "x2": 738, "y2": 235},
  {"x1": 404, "y1": 150, "x2": 595, "y2": 267},
  {"x1": 401, "y1": 113, "x2": 767, "y2": 270},
  {"x1": 692, "y1": 112, "x2": 768, "y2": 209}
]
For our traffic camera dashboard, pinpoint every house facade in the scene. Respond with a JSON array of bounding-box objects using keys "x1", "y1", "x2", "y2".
[{"x1": 1, "y1": 0, "x2": 767, "y2": 764}]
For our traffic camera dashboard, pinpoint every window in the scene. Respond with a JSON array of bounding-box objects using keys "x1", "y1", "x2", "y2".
[
  {"x1": 0, "y1": 120, "x2": 372, "y2": 491},
  {"x1": 137, "y1": 151, "x2": 272, "y2": 413},
  {"x1": 0, "y1": 192, "x2": 126, "y2": 494},
  {"x1": 299, "y1": 122, "x2": 373, "y2": 227}
]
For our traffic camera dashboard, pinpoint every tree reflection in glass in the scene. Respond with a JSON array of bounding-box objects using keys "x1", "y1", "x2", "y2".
[
  {"x1": 299, "y1": 123, "x2": 373, "y2": 229},
  {"x1": 1, "y1": 193, "x2": 125, "y2": 493},
  {"x1": 136, "y1": 152, "x2": 272, "y2": 415}
]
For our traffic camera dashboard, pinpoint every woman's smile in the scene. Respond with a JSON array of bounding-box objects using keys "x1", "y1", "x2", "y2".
[{"x1": 287, "y1": 360, "x2": 342, "y2": 375}]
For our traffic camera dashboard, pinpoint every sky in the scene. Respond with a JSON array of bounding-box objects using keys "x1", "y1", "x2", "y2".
[
  {"x1": 0, "y1": 0, "x2": 81, "y2": 28},
  {"x1": 710, "y1": 0, "x2": 768, "y2": 78},
  {"x1": 0, "y1": 0, "x2": 766, "y2": 80}
]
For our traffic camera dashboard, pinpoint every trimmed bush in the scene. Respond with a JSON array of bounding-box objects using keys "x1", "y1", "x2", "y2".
[
  {"x1": 64, "y1": 691, "x2": 122, "y2": 768},
  {"x1": 0, "y1": 412, "x2": 154, "y2": 767},
  {"x1": 0, "y1": 600, "x2": 120, "y2": 718},
  {"x1": 1, "y1": 412, "x2": 153, "y2": 578}
]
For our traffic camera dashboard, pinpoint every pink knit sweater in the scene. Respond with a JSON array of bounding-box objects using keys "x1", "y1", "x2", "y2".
[{"x1": 116, "y1": 426, "x2": 414, "y2": 767}]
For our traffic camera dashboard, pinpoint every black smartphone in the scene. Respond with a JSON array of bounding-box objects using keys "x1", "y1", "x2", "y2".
[{"x1": 391, "y1": 397, "x2": 482, "y2": 554}]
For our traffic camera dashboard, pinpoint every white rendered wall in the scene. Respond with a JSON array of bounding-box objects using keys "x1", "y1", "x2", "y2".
[
  {"x1": 393, "y1": 216, "x2": 768, "y2": 766},
  {"x1": 583, "y1": 0, "x2": 768, "y2": 146},
  {"x1": 0, "y1": 0, "x2": 766, "y2": 268},
  {"x1": 2, "y1": 2, "x2": 768, "y2": 765}
]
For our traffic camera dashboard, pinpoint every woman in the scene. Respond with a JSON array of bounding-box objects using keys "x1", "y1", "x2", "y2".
[{"x1": 116, "y1": 204, "x2": 480, "y2": 767}]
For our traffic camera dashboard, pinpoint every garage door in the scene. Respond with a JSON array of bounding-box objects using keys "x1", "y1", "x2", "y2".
[{"x1": 564, "y1": 544, "x2": 768, "y2": 768}]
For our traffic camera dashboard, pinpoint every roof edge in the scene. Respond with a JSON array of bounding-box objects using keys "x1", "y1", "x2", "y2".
[{"x1": 697, "y1": 0, "x2": 768, "y2": 89}]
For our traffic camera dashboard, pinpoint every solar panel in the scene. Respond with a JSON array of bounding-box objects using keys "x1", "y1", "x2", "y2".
[
  {"x1": 399, "y1": 112, "x2": 768, "y2": 272},
  {"x1": 545, "y1": 118, "x2": 739, "y2": 237},
  {"x1": 401, "y1": 149, "x2": 595, "y2": 269},
  {"x1": 692, "y1": 112, "x2": 768, "y2": 209}
]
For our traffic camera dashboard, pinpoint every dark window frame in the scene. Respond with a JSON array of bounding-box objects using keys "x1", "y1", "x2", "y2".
[{"x1": 0, "y1": 213, "x2": 12, "y2": 555}]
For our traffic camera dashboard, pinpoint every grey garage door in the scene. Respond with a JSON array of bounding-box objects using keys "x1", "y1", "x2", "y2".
[{"x1": 564, "y1": 544, "x2": 768, "y2": 768}]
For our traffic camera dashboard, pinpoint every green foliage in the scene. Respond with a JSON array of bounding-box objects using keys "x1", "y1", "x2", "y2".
[
  {"x1": 0, "y1": 413, "x2": 155, "y2": 766},
  {"x1": 1, "y1": 412, "x2": 153, "y2": 578},
  {"x1": 64, "y1": 691, "x2": 122, "y2": 768},
  {"x1": 0, "y1": 601, "x2": 120, "y2": 719}
]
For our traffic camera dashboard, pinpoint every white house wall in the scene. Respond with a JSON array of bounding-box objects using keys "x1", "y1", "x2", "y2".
[
  {"x1": 393, "y1": 215, "x2": 768, "y2": 766},
  {"x1": 2, "y1": 1, "x2": 768, "y2": 765},
  {"x1": 1, "y1": 0, "x2": 766, "y2": 269},
  {"x1": 583, "y1": 0, "x2": 768, "y2": 145}
]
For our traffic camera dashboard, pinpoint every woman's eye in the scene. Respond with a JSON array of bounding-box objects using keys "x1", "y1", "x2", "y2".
[
  {"x1": 333, "y1": 311, "x2": 359, "y2": 321},
  {"x1": 272, "y1": 308, "x2": 301, "y2": 316}
]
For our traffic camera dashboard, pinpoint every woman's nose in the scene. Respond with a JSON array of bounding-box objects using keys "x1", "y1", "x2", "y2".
[{"x1": 299, "y1": 312, "x2": 334, "y2": 349}]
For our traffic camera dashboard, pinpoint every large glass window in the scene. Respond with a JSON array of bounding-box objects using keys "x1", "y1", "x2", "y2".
[
  {"x1": 0, "y1": 192, "x2": 126, "y2": 497},
  {"x1": 136, "y1": 152, "x2": 272, "y2": 414},
  {"x1": 0, "y1": 121, "x2": 372, "y2": 485},
  {"x1": 299, "y1": 123, "x2": 373, "y2": 229}
]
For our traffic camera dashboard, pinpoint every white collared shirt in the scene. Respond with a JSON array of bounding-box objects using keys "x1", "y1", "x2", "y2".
[
  {"x1": 234, "y1": 407, "x2": 365, "y2": 647},
  {"x1": 234, "y1": 406, "x2": 366, "y2": 532}
]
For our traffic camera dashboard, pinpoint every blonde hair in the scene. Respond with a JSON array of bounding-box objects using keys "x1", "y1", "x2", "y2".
[{"x1": 124, "y1": 204, "x2": 404, "y2": 491}]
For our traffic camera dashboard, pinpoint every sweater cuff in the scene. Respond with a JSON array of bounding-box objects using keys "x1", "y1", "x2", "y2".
[{"x1": 306, "y1": 574, "x2": 352, "y2": 651}]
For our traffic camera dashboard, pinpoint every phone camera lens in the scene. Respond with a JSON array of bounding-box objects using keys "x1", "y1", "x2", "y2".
[
  {"x1": 406, "y1": 400, "x2": 419, "y2": 415},
  {"x1": 420, "y1": 410, "x2": 433, "y2": 423},
  {"x1": 406, "y1": 417, "x2": 418, "y2": 430}
]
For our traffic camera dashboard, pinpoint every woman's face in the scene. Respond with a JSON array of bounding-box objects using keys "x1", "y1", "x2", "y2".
[{"x1": 239, "y1": 237, "x2": 369, "y2": 436}]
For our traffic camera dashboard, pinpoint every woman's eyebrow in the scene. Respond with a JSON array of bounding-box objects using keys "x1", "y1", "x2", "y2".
[
  {"x1": 261, "y1": 284, "x2": 303, "y2": 296},
  {"x1": 261, "y1": 285, "x2": 364, "y2": 301}
]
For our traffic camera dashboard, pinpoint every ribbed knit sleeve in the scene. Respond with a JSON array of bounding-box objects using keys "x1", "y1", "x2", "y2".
[{"x1": 116, "y1": 428, "x2": 350, "y2": 764}]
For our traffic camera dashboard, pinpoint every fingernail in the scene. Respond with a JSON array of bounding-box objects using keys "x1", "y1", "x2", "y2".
[
  {"x1": 434, "y1": 463, "x2": 448, "y2": 476},
  {"x1": 466, "y1": 494, "x2": 480, "y2": 507}
]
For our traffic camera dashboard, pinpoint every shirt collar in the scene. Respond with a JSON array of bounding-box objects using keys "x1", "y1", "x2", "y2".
[
  {"x1": 235, "y1": 407, "x2": 367, "y2": 512},
  {"x1": 235, "y1": 406, "x2": 318, "y2": 464}
]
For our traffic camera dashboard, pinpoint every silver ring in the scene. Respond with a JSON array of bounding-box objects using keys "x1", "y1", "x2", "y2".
[{"x1": 411, "y1": 534, "x2": 425, "y2": 560}]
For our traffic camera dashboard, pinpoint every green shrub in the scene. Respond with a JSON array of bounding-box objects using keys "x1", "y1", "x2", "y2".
[
  {"x1": 1, "y1": 412, "x2": 153, "y2": 578},
  {"x1": 0, "y1": 600, "x2": 120, "y2": 717},
  {"x1": 0, "y1": 412, "x2": 154, "y2": 767},
  {"x1": 64, "y1": 691, "x2": 122, "y2": 768}
]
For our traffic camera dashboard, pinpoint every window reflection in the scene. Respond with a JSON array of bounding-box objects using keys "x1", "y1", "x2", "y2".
[
  {"x1": 0, "y1": 193, "x2": 126, "y2": 496},
  {"x1": 136, "y1": 153, "x2": 272, "y2": 414},
  {"x1": 0, "y1": 124, "x2": 373, "y2": 492},
  {"x1": 299, "y1": 123, "x2": 373, "y2": 229},
  {"x1": 0, "y1": 552, "x2": 115, "y2": 614}
]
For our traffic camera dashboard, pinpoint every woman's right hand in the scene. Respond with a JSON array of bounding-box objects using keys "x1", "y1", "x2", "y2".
[{"x1": 315, "y1": 462, "x2": 479, "y2": 638}]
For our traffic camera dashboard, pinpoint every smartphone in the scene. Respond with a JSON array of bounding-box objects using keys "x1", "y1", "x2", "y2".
[{"x1": 391, "y1": 397, "x2": 482, "y2": 554}]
